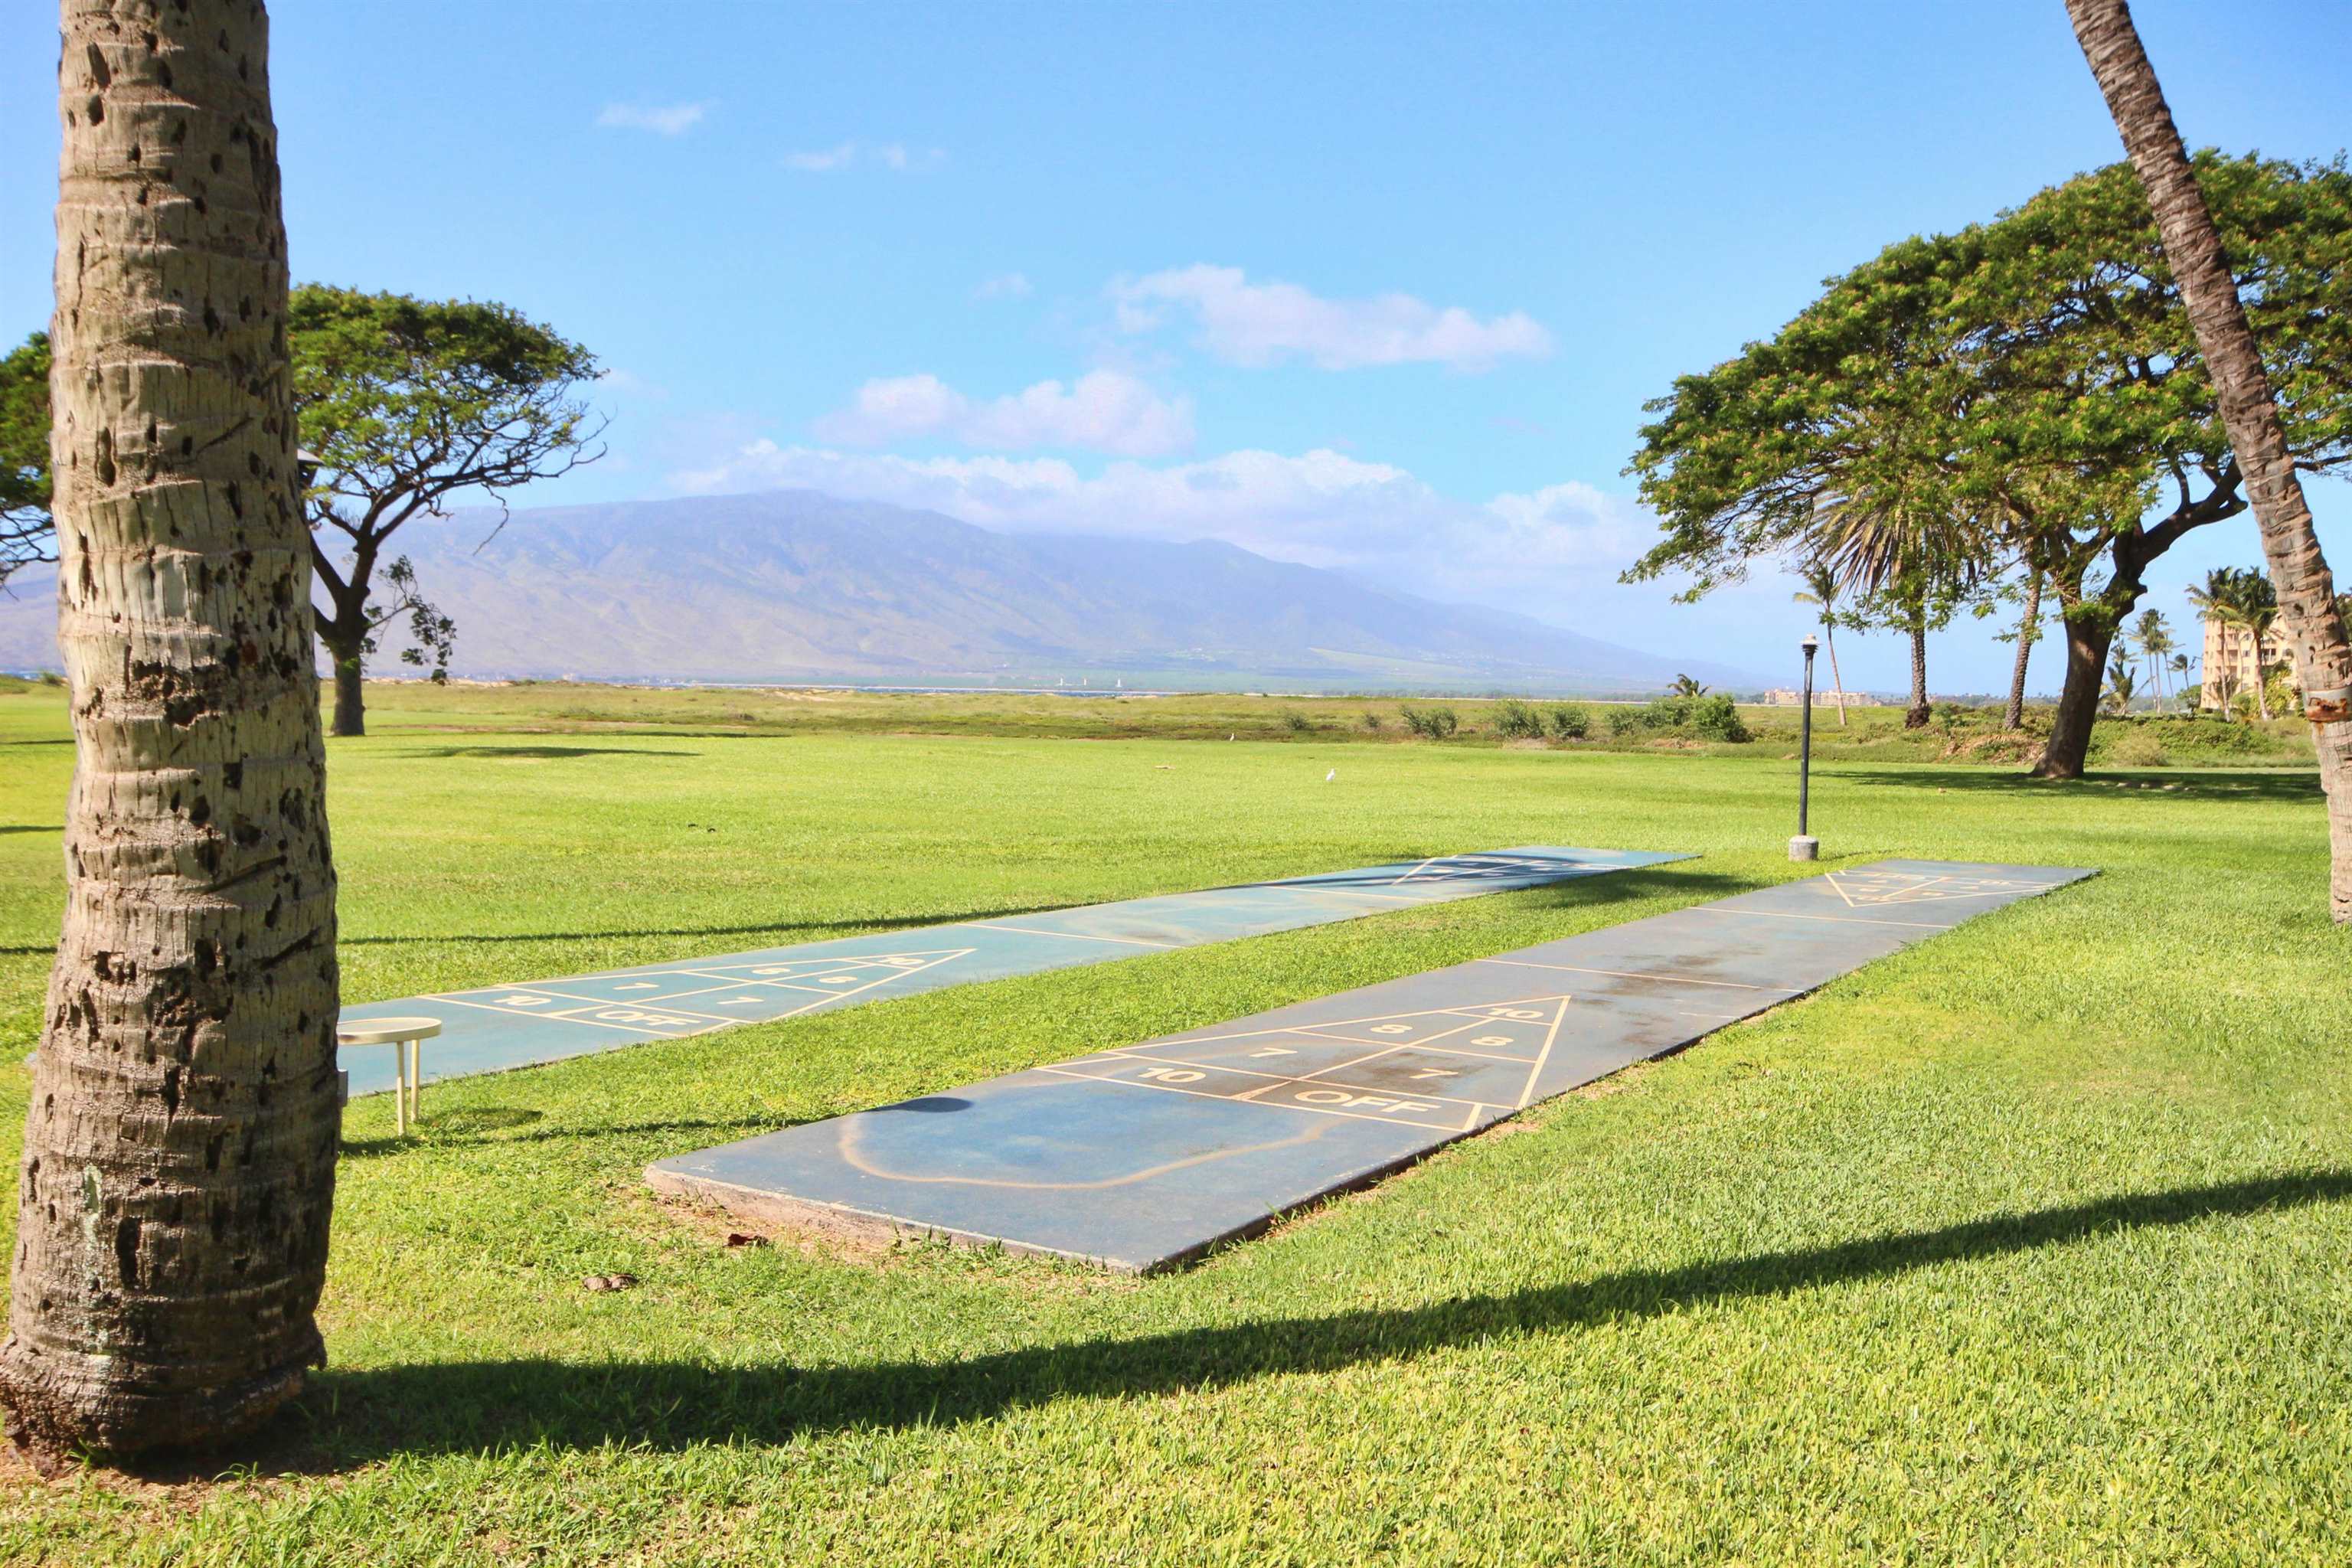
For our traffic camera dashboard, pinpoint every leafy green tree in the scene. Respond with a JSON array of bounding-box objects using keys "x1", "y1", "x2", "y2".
[
  {"x1": 1668, "y1": 673, "x2": 1707, "y2": 697},
  {"x1": 1625, "y1": 152, "x2": 2352, "y2": 780},
  {"x1": 294, "y1": 286, "x2": 603, "y2": 737},
  {"x1": 0, "y1": 332, "x2": 50, "y2": 590}
]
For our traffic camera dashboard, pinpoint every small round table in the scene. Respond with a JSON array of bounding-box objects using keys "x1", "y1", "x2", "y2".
[{"x1": 336, "y1": 1016, "x2": 442, "y2": 1135}]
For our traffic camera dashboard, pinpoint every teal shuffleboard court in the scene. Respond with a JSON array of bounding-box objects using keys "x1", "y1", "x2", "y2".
[
  {"x1": 337, "y1": 847, "x2": 1690, "y2": 1098},
  {"x1": 647, "y1": 861, "x2": 2096, "y2": 1273}
]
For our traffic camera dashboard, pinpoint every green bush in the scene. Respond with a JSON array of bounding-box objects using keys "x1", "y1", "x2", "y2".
[
  {"x1": 1280, "y1": 709, "x2": 1314, "y2": 734},
  {"x1": 1688, "y1": 694, "x2": 1751, "y2": 743},
  {"x1": 2107, "y1": 730, "x2": 2171, "y2": 767},
  {"x1": 1547, "y1": 702, "x2": 1589, "y2": 740},
  {"x1": 1360, "y1": 710, "x2": 1385, "y2": 732},
  {"x1": 1399, "y1": 704, "x2": 1459, "y2": 740},
  {"x1": 1606, "y1": 706, "x2": 1644, "y2": 737},
  {"x1": 1491, "y1": 698, "x2": 1546, "y2": 740}
]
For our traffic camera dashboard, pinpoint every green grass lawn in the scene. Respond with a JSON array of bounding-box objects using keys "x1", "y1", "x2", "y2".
[{"x1": 0, "y1": 683, "x2": 2344, "y2": 1565}]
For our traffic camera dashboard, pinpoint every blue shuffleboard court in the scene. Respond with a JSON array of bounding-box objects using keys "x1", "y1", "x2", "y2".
[
  {"x1": 335, "y1": 847, "x2": 1688, "y2": 1097},
  {"x1": 646, "y1": 860, "x2": 2096, "y2": 1272}
]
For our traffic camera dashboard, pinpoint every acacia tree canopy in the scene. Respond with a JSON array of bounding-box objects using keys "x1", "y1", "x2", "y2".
[
  {"x1": 0, "y1": 332, "x2": 51, "y2": 590},
  {"x1": 292, "y1": 284, "x2": 603, "y2": 736},
  {"x1": 1624, "y1": 152, "x2": 2352, "y2": 776}
]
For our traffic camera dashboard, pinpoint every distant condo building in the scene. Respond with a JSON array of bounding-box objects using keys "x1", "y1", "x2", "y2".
[
  {"x1": 1761, "y1": 688, "x2": 1866, "y2": 707},
  {"x1": 2199, "y1": 615, "x2": 2292, "y2": 710}
]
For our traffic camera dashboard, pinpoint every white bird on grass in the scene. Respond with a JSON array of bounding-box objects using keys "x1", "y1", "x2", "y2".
[{"x1": 1325, "y1": 769, "x2": 1337, "y2": 782}]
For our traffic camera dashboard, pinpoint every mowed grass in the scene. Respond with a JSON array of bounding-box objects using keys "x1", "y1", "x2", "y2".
[{"x1": 0, "y1": 684, "x2": 2345, "y2": 1565}]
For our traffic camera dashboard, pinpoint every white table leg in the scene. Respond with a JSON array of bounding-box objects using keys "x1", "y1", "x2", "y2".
[{"x1": 393, "y1": 1041, "x2": 407, "y2": 1136}]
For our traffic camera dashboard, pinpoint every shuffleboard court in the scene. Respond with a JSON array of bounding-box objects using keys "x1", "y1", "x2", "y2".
[
  {"x1": 336, "y1": 847, "x2": 1687, "y2": 1097},
  {"x1": 646, "y1": 860, "x2": 2095, "y2": 1272}
]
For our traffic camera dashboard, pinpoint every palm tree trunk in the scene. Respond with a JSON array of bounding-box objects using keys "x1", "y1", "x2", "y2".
[
  {"x1": 2005, "y1": 572, "x2": 2041, "y2": 730},
  {"x1": 1903, "y1": 617, "x2": 1930, "y2": 728},
  {"x1": 1822, "y1": 624, "x2": 1847, "y2": 727},
  {"x1": 2067, "y1": 0, "x2": 2352, "y2": 920},
  {"x1": 0, "y1": 0, "x2": 341, "y2": 1463}
]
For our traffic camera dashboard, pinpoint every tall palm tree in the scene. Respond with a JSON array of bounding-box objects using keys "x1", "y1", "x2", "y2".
[
  {"x1": 1791, "y1": 561, "x2": 1850, "y2": 727},
  {"x1": 2186, "y1": 568, "x2": 2258, "y2": 718},
  {"x1": 2171, "y1": 652, "x2": 2194, "y2": 708},
  {"x1": 1802, "y1": 491, "x2": 1984, "y2": 730},
  {"x1": 2004, "y1": 569, "x2": 2043, "y2": 730},
  {"x1": 0, "y1": 1, "x2": 341, "y2": 1464},
  {"x1": 2105, "y1": 653, "x2": 2140, "y2": 714},
  {"x1": 2240, "y1": 596, "x2": 2282, "y2": 722},
  {"x1": 2133, "y1": 608, "x2": 2174, "y2": 710},
  {"x1": 2068, "y1": 0, "x2": 2352, "y2": 922}
]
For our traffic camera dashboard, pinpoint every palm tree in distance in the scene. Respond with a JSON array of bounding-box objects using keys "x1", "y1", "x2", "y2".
[
  {"x1": 2004, "y1": 569, "x2": 2044, "y2": 730},
  {"x1": 2171, "y1": 652, "x2": 2195, "y2": 710},
  {"x1": 2105, "y1": 652, "x2": 2140, "y2": 714},
  {"x1": 1668, "y1": 674, "x2": 1708, "y2": 697},
  {"x1": 1797, "y1": 470, "x2": 1993, "y2": 731},
  {"x1": 2133, "y1": 608, "x2": 2175, "y2": 711},
  {"x1": 2241, "y1": 593, "x2": 2282, "y2": 722},
  {"x1": 1791, "y1": 561, "x2": 1850, "y2": 727},
  {"x1": 2187, "y1": 567, "x2": 2261, "y2": 720}
]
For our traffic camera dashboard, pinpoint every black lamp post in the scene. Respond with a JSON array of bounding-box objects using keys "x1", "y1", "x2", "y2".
[{"x1": 1792, "y1": 633, "x2": 1820, "y2": 862}]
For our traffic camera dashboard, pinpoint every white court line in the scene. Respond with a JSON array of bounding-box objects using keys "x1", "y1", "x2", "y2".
[
  {"x1": 1476, "y1": 958, "x2": 1799, "y2": 992},
  {"x1": 1514, "y1": 998, "x2": 1572, "y2": 1108},
  {"x1": 677, "y1": 951, "x2": 972, "y2": 976},
  {"x1": 1034, "y1": 1063, "x2": 1475, "y2": 1132},
  {"x1": 458, "y1": 985, "x2": 750, "y2": 1024},
  {"x1": 567, "y1": 973, "x2": 834, "y2": 1007},
  {"x1": 1275, "y1": 1017, "x2": 1494, "y2": 1051},
  {"x1": 1682, "y1": 906, "x2": 1952, "y2": 931},
  {"x1": 1162, "y1": 989, "x2": 1576, "y2": 1048},
  {"x1": 956, "y1": 922, "x2": 1177, "y2": 949},
  {"x1": 1083, "y1": 1049, "x2": 1504, "y2": 1110},
  {"x1": 422, "y1": 995, "x2": 699, "y2": 1037}
]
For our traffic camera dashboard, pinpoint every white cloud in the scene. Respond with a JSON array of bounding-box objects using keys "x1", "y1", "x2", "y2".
[
  {"x1": 973, "y1": 272, "x2": 1034, "y2": 301},
  {"x1": 665, "y1": 441, "x2": 1662, "y2": 624},
  {"x1": 596, "y1": 102, "x2": 710, "y2": 136},
  {"x1": 785, "y1": 141, "x2": 943, "y2": 173},
  {"x1": 1110, "y1": 264, "x2": 1553, "y2": 371},
  {"x1": 812, "y1": 371, "x2": 1194, "y2": 458}
]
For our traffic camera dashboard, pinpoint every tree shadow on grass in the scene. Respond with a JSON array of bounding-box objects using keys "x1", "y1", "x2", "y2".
[
  {"x1": 1837, "y1": 766, "x2": 2324, "y2": 804},
  {"x1": 338, "y1": 1110, "x2": 799, "y2": 1158},
  {"x1": 165, "y1": 1166, "x2": 2349, "y2": 1480}
]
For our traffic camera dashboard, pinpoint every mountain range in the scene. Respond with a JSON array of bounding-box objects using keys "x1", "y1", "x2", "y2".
[{"x1": 0, "y1": 489, "x2": 1761, "y2": 694}]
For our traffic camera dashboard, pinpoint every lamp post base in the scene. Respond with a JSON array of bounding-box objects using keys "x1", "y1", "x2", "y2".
[{"x1": 1788, "y1": 835, "x2": 1819, "y2": 863}]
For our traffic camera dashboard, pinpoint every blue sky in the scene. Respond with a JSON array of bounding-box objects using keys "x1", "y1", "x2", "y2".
[{"x1": 4, "y1": 0, "x2": 2347, "y2": 692}]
